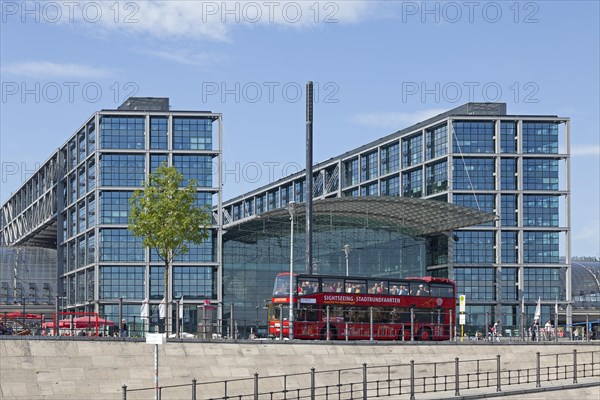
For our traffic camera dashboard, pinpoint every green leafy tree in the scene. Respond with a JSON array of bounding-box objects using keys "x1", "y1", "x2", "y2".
[{"x1": 129, "y1": 164, "x2": 211, "y2": 335}]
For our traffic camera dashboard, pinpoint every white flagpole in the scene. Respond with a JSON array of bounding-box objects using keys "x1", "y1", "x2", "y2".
[
  {"x1": 140, "y1": 297, "x2": 149, "y2": 336},
  {"x1": 177, "y1": 296, "x2": 184, "y2": 338},
  {"x1": 159, "y1": 298, "x2": 166, "y2": 334},
  {"x1": 521, "y1": 294, "x2": 525, "y2": 341},
  {"x1": 178, "y1": 296, "x2": 184, "y2": 319},
  {"x1": 534, "y1": 297, "x2": 541, "y2": 342},
  {"x1": 554, "y1": 299, "x2": 559, "y2": 341},
  {"x1": 534, "y1": 297, "x2": 541, "y2": 322}
]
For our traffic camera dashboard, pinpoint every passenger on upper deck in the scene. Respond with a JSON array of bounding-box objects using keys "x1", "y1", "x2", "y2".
[
  {"x1": 307, "y1": 281, "x2": 316, "y2": 294},
  {"x1": 416, "y1": 284, "x2": 429, "y2": 296},
  {"x1": 369, "y1": 283, "x2": 379, "y2": 294}
]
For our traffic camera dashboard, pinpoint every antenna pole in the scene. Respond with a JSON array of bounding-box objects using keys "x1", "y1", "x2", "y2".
[{"x1": 305, "y1": 81, "x2": 314, "y2": 275}]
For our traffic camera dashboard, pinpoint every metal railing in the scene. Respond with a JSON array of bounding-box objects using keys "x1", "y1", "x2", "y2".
[{"x1": 121, "y1": 349, "x2": 599, "y2": 399}]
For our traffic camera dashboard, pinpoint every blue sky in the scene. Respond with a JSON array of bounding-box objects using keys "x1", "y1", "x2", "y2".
[{"x1": 1, "y1": 1, "x2": 598, "y2": 256}]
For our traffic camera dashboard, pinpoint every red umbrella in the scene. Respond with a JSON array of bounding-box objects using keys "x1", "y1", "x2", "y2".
[
  {"x1": 72, "y1": 316, "x2": 115, "y2": 328},
  {"x1": 4, "y1": 312, "x2": 42, "y2": 319},
  {"x1": 42, "y1": 320, "x2": 70, "y2": 329}
]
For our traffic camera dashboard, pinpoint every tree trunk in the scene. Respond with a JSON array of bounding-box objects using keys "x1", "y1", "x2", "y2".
[{"x1": 164, "y1": 260, "x2": 169, "y2": 337}]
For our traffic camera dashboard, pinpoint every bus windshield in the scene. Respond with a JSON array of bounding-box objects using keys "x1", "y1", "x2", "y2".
[{"x1": 273, "y1": 274, "x2": 295, "y2": 296}]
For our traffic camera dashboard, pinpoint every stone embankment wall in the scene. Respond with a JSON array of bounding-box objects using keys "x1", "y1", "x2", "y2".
[{"x1": 1, "y1": 339, "x2": 598, "y2": 399}]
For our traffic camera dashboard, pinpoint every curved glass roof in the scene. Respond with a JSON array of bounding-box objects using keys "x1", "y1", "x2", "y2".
[
  {"x1": 224, "y1": 197, "x2": 496, "y2": 242},
  {"x1": 571, "y1": 261, "x2": 600, "y2": 309}
]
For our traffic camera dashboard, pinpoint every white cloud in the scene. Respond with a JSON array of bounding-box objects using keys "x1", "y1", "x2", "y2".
[
  {"x1": 571, "y1": 144, "x2": 600, "y2": 156},
  {"x1": 573, "y1": 222, "x2": 600, "y2": 241},
  {"x1": 352, "y1": 109, "x2": 447, "y2": 129},
  {"x1": 141, "y1": 49, "x2": 227, "y2": 67},
  {"x1": 49, "y1": 1, "x2": 379, "y2": 42},
  {"x1": 117, "y1": 1, "x2": 230, "y2": 41},
  {"x1": 572, "y1": 220, "x2": 600, "y2": 257},
  {"x1": 1, "y1": 61, "x2": 111, "y2": 79}
]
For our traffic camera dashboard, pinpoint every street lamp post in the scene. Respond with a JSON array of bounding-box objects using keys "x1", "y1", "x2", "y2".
[
  {"x1": 54, "y1": 295, "x2": 66, "y2": 336},
  {"x1": 288, "y1": 201, "x2": 296, "y2": 340},
  {"x1": 21, "y1": 295, "x2": 26, "y2": 331},
  {"x1": 255, "y1": 305, "x2": 259, "y2": 335},
  {"x1": 343, "y1": 244, "x2": 351, "y2": 276},
  {"x1": 118, "y1": 297, "x2": 124, "y2": 337}
]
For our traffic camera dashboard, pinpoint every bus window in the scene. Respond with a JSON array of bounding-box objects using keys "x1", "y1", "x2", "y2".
[
  {"x1": 322, "y1": 278, "x2": 343, "y2": 293},
  {"x1": 343, "y1": 310, "x2": 351, "y2": 322},
  {"x1": 410, "y1": 282, "x2": 430, "y2": 296},
  {"x1": 375, "y1": 309, "x2": 394, "y2": 323},
  {"x1": 306, "y1": 305, "x2": 319, "y2": 321},
  {"x1": 431, "y1": 284, "x2": 454, "y2": 298},
  {"x1": 329, "y1": 306, "x2": 346, "y2": 322},
  {"x1": 389, "y1": 281, "x2": 409, "y2": 295},
  {"x1": 345, "y1": 280, "x2": 367, "y2": 294},
  {"x1": 297, "y1": 308, "x2": 306, "y2": 321},
  {"x1": 389, "y1": 307, "x2": 411, "y2": 323},
  {"x1": 346, "y1": 309, "x2": 368, "y2": 323},
  {"x1": 299, "y1": 278, "x2": 319, "y2": 294},
  {"x1": 368, "y1": 280, "x2": 388, "y2": 294},
  {"x1": 297, "y1": 306, "x2": 318, "y2": 321},
  {"x1": 269, "y1": 304, "x2": 283, "y2": 320}
]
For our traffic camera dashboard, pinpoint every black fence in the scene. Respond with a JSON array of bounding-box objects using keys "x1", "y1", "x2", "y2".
[{"x1": 121, "y1": 349, "x2": 599, "y2": 400}]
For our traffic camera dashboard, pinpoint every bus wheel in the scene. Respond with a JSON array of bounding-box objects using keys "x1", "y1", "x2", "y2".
[
  {"x1": 321, "y1": 327, "x2": 337, "y2": 340},
  {"x1": 417, "y1": 327, "x2": 432, "y2": 341}
]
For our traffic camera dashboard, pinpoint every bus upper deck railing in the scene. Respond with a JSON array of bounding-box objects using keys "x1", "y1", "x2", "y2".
[{"x1": 120, "y1": 349, "x2": 600, "y2": 400}]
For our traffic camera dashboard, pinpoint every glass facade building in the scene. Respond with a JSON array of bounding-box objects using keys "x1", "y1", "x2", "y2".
[
  {"x1": 222, "y1": 103, "x2": 571, "y2": 331},
  {"x1": 1, "y1": 98, "x2": 223, "y2": 334},
  {"x1": 1, "y1": 100, "x2": 572, "y2": 336}
]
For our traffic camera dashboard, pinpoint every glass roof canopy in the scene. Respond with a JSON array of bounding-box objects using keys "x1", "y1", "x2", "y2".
[{"x1": 223, "y1": 197, "x2": 496, "y2": 243}]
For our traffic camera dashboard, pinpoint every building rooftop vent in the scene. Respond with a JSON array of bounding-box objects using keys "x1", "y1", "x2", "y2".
[
  {"x1": 457, "y1": 102, "x2": 507, "y2": 116},
  {"x1": 117, "y1": 97, "x2": 170, "y2": 111}
]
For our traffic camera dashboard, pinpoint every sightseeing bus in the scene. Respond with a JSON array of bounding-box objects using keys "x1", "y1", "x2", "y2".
[
  {"x1": 571, "y1": 319, "x2": 600, "y2": 340},
  {"x1": 268, "y1": 273, "x2": 456, "y2": 341}
]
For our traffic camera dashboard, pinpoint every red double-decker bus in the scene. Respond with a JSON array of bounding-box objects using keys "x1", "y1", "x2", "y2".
[{"x1": 268, "y1": 273, "x2": 456, "y2": 341}]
